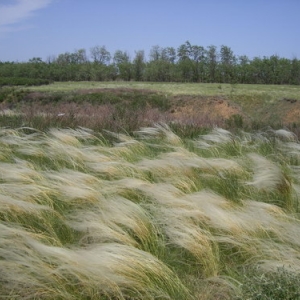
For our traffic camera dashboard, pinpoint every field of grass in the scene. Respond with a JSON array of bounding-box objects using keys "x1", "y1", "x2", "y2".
[
  {"x1": 2, "y1": 81, "x2": 300, "y2": 136},
  {"x1": 21, "y1": 81, "x2": 300, "y2": 130},
  {"x1": 1, "y1": 124, "x2": 300, "y2": 299},
  {"x1": 24, "y1": 81, "x2": 300, "y2": 102},
  {"x1": 1, "y1": 82, "x2": 300, "y2": 298}
]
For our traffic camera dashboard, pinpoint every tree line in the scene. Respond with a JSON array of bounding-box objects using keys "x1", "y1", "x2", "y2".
[{"x1": 1, "y1": 41, "x2": 300, "y2": 85}]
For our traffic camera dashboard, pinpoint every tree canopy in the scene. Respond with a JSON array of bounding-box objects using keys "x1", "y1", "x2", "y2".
[{"x1": 1, "y1": 42, "x2": 300, "y2": 85}]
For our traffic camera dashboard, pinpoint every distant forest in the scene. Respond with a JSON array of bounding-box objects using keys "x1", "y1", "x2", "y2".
[{"x1": 1, "y1": 41, "x2": 300, "y2": 85}]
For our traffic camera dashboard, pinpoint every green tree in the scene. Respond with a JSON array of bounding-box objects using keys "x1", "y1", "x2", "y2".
[
  {"x1": 220, "y1": 45, "x2": 236, "y2": 83},
  {"x1": 133, "y1": 50, "x2": 145, "y2": 81},
  {"x1": 28, "y1": 57, "x2": 44, "y2": 64},
  {"x1": 190, "y1": 45, "x2": 207, "y2": 82},
  {"x1": 291, "y1": 57, "x2": 300, "y2": 84},
  {"x1": 161, "y1": 47, "x2": 176, "y2": 63},
  {"x1": 207, "y1": 45, "x2": 218, "y2": 82},
  {"x1": 73, "y1": 49, "x2": 88, "y2": 64},
  {"x1": 146, "y1": 46, "x2": 174, "y2": 81},
  {"x1": 149, "y1": 45, "x2": 162, "y2": 61},
  {"x1": 237, "y1": 55, "x2": 250, "y2": 83},
  {"x1": 272, "y1": 56, "x2": 291, "y2": 84},
  {"x1": 90, "y1": 46, "x2": 111, "y2": 64},
  {"x1": 27, "y1": 57, "x2": 48, "y2": 79},
  {"x1": 249, "y1": 57, "x2": 264, "y2": 83},
  {"x1": 55, "y1": 52, "x2": 73, "y2": 65},
  {"x1": 177, "y1": 41, "x2": 194, "y2": 81},
  {"x1": 113, "y1": 50, "x2": 132, "y2": 81}
]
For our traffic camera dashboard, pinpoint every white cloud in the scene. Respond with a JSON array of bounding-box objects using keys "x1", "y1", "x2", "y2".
[{"x1": 0, "y1": 0, "x2": 52, "y2": 33}]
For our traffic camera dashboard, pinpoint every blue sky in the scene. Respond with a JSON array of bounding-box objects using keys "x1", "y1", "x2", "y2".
[{"x1": 0, "y1": 0, "x2": 299, "y2": 62}]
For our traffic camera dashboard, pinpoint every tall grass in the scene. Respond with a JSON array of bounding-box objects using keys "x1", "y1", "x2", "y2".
[{"x1": 1, "y1": 125, "x2": 300, "y2": 299}]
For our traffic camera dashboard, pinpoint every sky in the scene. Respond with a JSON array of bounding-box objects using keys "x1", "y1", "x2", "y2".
[{"x1": 0, "y1": 0, "x2": 299, "y2": 62}]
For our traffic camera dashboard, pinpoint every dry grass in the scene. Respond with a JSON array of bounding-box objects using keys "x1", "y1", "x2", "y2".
[{"x1": 1, "y1": 125, "x2": 300, "y2": 299}]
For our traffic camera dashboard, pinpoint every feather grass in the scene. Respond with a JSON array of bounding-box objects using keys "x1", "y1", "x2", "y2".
[{"x1": 1, "y1": 126, "x2": 300, "y2": 298}]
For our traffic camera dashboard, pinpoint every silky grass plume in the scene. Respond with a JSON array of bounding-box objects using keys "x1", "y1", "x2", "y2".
[{"x1": 1, "y1": 125, "x2": 300, "y2": 299}]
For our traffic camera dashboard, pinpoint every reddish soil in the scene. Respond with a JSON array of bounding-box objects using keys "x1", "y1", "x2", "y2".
[
  {"x1": 277, "y1": 98, "x2": 300, "y2": 124},
  {"x1": 168, "y1": 95, "x2": 248, "y2": 121},
  {"x1": 169, "y1": 95, "x2": 300, "y2": 125}
]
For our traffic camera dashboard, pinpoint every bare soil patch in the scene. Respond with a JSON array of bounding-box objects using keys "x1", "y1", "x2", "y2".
[
  {"x1": 168, "y1": 94, "x2": 247, "y2": 121},
  {"x1": 279, "y1": 98, "x2": 300, "y2": 123}
]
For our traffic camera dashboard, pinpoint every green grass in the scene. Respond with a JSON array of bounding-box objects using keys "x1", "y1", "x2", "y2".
[
  {"x1": 1, "y1": 125, "x2": 300, "y2": 299},
  {"x1": 237, "y1": 266, "x2": 300, "y2": 299},
  {"x1": 24, "y1": 81, "x2": 300, "y2": 102}
]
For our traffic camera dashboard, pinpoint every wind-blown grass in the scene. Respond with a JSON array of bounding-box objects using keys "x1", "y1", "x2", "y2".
[{"x1": 1, "y1": 125, "x2": 300, "y2": 299}]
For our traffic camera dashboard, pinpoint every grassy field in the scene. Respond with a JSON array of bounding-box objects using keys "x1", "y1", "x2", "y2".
[
  {"x1": 25, "y1": 81, "x2": 300, "y2": 100},
  {"x1": 1, "y1": 82, "x2": 300, "y2": 298},
  {"x1": 2, "y1": 81, "x2": 300, "y2": 136},
  {"x1": 1, "y1": 125, "x2": 300, "y2": 299},
  {"x1": 24, "y1": 81, "x2": 300, "y2": 127}
]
